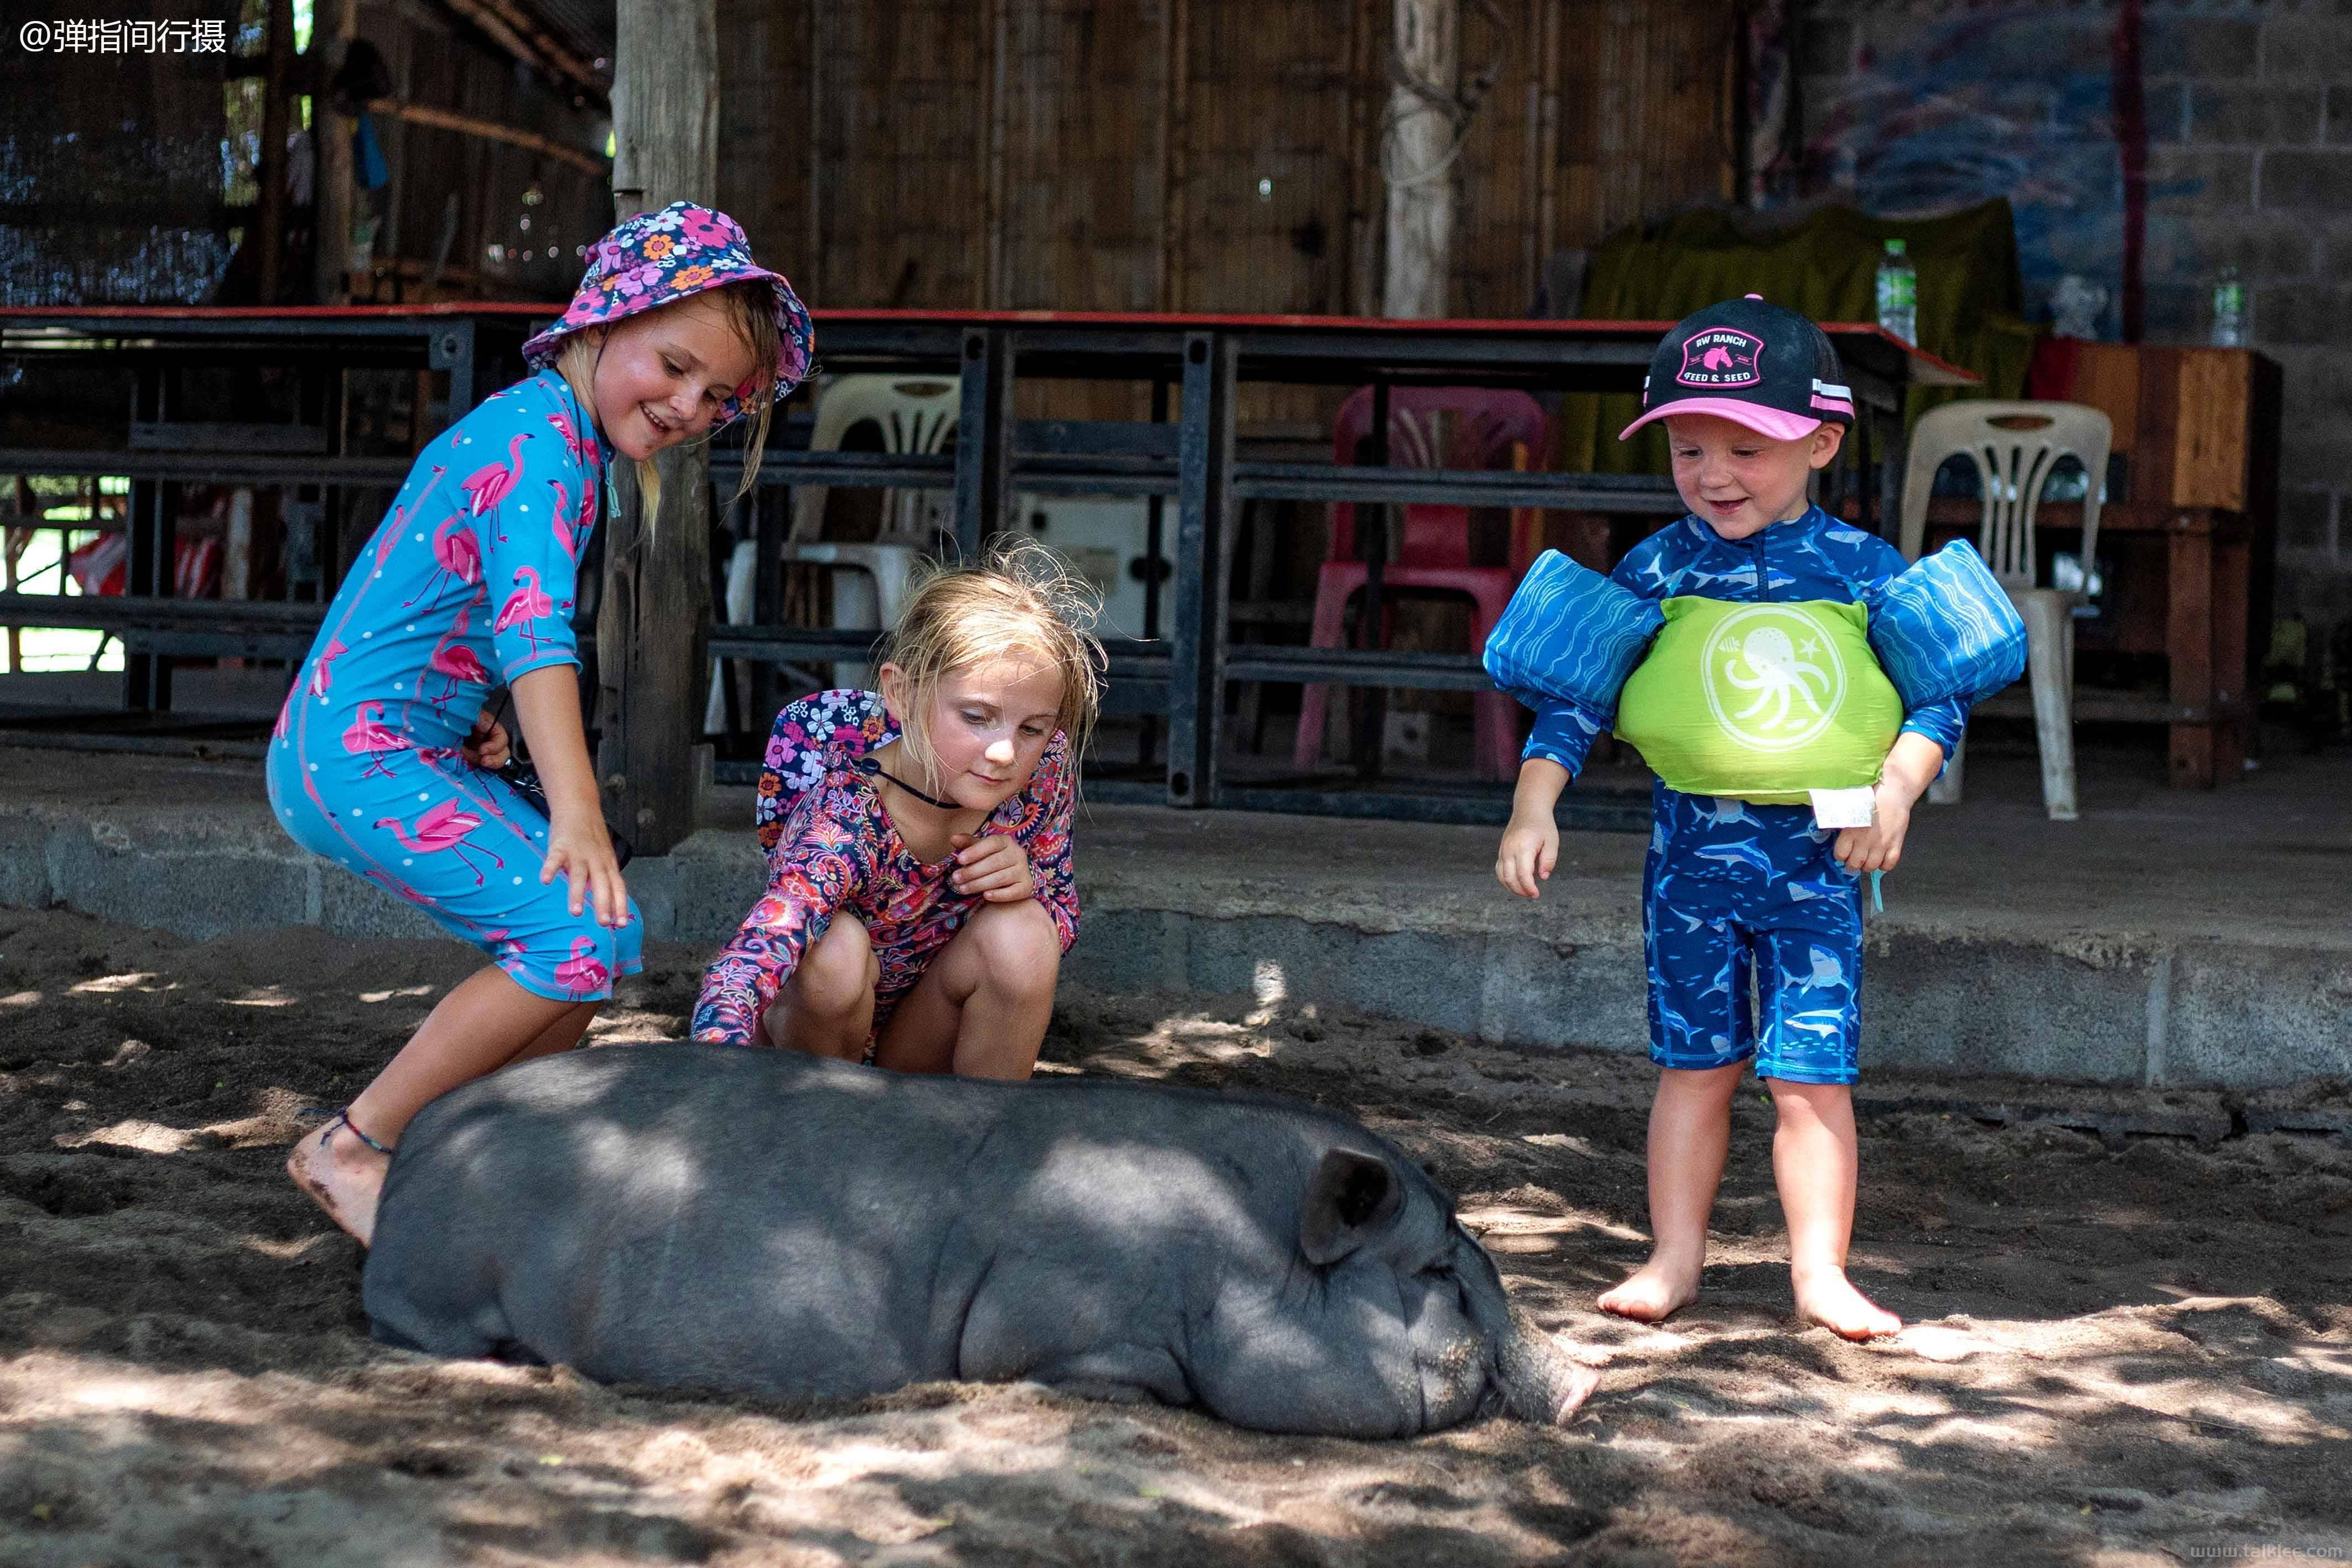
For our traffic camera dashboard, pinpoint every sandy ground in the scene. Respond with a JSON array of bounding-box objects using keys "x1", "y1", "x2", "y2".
[{"x1": 2, "y1": 905, "x2": 2350, "y2": 1567}]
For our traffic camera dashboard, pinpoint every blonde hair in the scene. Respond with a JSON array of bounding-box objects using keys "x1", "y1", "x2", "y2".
[
  {"x1": 553, "y1": 279, "x2": 782, "y2": 535},
  {"x1": 881, "y1": 538, "x2": 1107, "y2": 795}
]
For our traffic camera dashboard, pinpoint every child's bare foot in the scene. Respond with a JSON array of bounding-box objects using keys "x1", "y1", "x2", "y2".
[
  {"x1": 285, "y1": 1114, "x2": 390, "y2": 1247},
  {"x1": 1792, "y1": 1265, "x2": 1901, "y2": 1340},
  {"x1": 1597, "y1": 1258, "x2": 1702, "y2": 1323}
]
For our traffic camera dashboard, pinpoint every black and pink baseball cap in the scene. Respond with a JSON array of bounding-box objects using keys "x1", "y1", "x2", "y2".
[{"x1": 1617, "y1": 295, "x2": 1855, "y2": 442}]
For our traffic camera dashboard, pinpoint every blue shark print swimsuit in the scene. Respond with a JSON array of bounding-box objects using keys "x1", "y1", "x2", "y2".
[{"x1": 1528, "y1": 507, "x2": 1966, "y2": 1083}]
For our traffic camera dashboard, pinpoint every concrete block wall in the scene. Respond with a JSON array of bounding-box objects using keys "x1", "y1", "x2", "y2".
[
  {"x1": 1798, "y1": 0, "x2": 2352, "y2": 691},
  {"x1": 2142, "y1": 1, "x2": 2352, "y2": 680}
]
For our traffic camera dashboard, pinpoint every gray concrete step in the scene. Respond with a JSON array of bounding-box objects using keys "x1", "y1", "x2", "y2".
[{"x1": 1, "y1": 742, "x2": 2346, "y2": 1088}]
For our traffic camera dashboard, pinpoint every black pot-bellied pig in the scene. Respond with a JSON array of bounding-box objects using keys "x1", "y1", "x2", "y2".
[{"x1": 362, "y1": 1043, "x2": 1601, "y2": 1437}]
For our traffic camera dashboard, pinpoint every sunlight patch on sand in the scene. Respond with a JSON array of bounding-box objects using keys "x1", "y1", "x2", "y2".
[
  {"x1": 1521, "y1": 1132, "x2": 1602, "y2": 1159},
  {"x1": 240, "y1": 1232, "x2": 341, "y2": 1263},
  {"x1": 359, "y1": 984, "x2": 436, "y2": 1003},
  {"x1": 1888, "y1": 1324, "x2": 2008, "y2": 1362},
  {"x1": 72, "y1": 1377, "x2": 174, "y2": 1410},
  {"x1": 69, "y1": 972, "x2": 160, "y2": 996},
  {"x1": 56, "y1": 1119, "x2": 196, "y2": 1154}
]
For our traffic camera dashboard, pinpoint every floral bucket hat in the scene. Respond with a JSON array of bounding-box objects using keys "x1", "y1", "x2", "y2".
[{"x1": 523, "y1": 200, "x2": 815, "y2": 428}]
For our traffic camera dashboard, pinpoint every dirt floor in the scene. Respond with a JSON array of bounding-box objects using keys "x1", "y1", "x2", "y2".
[{"x1": 2, "y1": 905, "x2": 2349, "y2": 1567}]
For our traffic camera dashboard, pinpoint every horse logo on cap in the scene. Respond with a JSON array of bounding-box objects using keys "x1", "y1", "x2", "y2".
[{"x1": 1677, "y1": 328, "x2": 1764, "y2": 389}]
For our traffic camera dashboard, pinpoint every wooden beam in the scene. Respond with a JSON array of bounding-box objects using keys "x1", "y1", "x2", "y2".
[
  {"x1": 1382, "y1": 0, "x2": 1458, "y2": 319},
  {"x1": 1161, "y1": 0, "x2": 1191, "y2": 313},
  {"x1": 1344, "y1": 0, "x2": 1378, "y2": 316},
  {"x1": 1535, "y1": 0, "x2": 1562, "y2": 295},
  {"x1": 601, "y1": 0, "x2": 719, "y2": 857},
  {"x1": 256, "y1": 0, "x2": 295, "y2": 304},
  {"x1": 363, "y1": 98, "x2": 607, "y2": 178},
  {"x1": 439, "y1": 0, "x2": 609, "y2": 105},
  {"x1": 982, "y1": 0, "x2": 1011, "y2": 309},
  {"x1": 805, "y1": 2, "x2": 823, "y2": 302},
  {"x1": 312, "y1": 0, "x2": 358, "y2": 304}
]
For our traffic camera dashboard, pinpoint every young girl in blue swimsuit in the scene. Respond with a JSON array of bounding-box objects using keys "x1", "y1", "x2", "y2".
[{"x1": 269, "y1": 202, "x2": 813, "y2": 1244}]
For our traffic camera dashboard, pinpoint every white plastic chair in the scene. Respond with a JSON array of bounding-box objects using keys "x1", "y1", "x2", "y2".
[
  {"x1": 788, "y1": 374, "x2": 960, "y2": 687},
  {"x1": 1898, "y1": 399, "x2": 2112, "y2": 821},
  {"x1": 707, "y1": 375, "x2": 960, "y2": 728}
]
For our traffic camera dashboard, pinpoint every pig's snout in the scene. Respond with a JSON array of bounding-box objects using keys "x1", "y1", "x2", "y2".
[{"x1": 1497, "y1": 1306, "x2": 1601, "y2": 1426}]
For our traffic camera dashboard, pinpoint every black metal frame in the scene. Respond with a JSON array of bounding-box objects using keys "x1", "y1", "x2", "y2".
[
  {"x1": 0, "y1": 306, "x2": 1964, "y2": 827},
  {"x1": 0, "y1": 306, "x2": 532, "y2": 711}
]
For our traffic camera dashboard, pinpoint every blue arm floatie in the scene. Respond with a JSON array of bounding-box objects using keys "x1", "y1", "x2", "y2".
[
  {"x1": 1482, "y1": 550, "x2": 1665, "y2": 722},
  {"x1": 1863, "y1": 540, "x2": 2029, "y2": 710}
]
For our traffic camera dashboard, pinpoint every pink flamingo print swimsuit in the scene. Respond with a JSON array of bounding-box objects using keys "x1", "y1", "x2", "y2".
[
  {"x1": 266, "y1": 369, "x2": 642, "y2": 1002},
  {"x1": 691, "y1": 689, "x2": 1079, "y2": 1046}
]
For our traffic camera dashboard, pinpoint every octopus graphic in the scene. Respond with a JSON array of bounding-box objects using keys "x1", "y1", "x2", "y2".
[{"x1": 1719, "y1": 624, "x2": 1834, "y2": 735}]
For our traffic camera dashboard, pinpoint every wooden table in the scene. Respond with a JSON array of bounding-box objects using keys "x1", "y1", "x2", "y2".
[{"x1": 1913, "y1": 498, "x2": 2257, "y2": 788}]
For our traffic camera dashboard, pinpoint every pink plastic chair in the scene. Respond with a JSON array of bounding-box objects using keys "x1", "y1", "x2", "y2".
[{"x1": 1293, "y1": 386, "x2": 1548, "y2": 779}]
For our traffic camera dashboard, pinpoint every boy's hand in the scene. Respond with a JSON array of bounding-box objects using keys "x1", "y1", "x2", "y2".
[
  {"x1": 1497, "y1": 757, "x2": 1573, "y2": 900},
  {"x1": 1497, "y1": 811, "x2": 1559, "y2": 899},
  {"x1": 462, "y1": 705, "x2": 512, "y2": 770},
  {"x1": 543, "y1": 811, "x2": 629, "y2": 928},
  {"x1": 949, "y1": 832, "x2": 1033, "y2": 903},
  {"x1": 1834, "y1": 730, "x2": 1947, "y2": 876},
  {"x1": 1832, "y1": 785, "x2": 1912, "y2": 874}
]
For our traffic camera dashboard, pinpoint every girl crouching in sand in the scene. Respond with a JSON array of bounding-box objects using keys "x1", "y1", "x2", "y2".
[{"x1": 692, "y1": 543, "x2": 1102, "y2": 1077}]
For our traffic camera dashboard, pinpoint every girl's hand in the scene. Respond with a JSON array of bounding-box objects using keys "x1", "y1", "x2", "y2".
[
  {"x1": 948, "y1": 833, "x2": 1033, "y2": 903},
  {"x1": 463, "y1": 705, "x2": 512, "y2": 770},
  {"x1": 1496, "y1": 809, "x2": 1559, "y2": 899},
  {"x1": 543, "y1": 812, "x2": 630, "y2": 927}
]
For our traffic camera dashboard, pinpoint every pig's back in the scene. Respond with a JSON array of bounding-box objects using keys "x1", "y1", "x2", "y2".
[
  {"x1": 363, "y1": 1044, "x2": 1010, "y2": 1395},
  {"x1": 360, "y1": 1042, "x2": 1433, "y2": 1399}
]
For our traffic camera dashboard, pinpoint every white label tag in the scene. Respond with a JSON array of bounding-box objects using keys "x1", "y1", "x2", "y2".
[{"x1": 1809, "y1": 786, "x2": 1876, "y2": 830}]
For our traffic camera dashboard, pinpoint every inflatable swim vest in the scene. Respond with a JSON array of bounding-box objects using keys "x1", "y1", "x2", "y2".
[{"x1": 1614, "y1": 597, "x2": 1903, "y2": 804}]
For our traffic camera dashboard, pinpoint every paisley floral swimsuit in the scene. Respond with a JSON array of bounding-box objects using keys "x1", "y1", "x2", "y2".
[{"x1": 691, "y1": 689, "x2": 1078, "y2": 1046}]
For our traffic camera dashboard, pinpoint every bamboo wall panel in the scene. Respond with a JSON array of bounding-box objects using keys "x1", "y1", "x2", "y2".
[
  {"x1": 716, "y1": 4, "x2": 813, "y2": 296},
  {"x1": 353, "y1": 1, "x2": 608, "y2": 301},
  {"x1": 716, "y1": 0, "x2": 1733, "y2": 423},
  {"x1": 1553, "y1": 0, "x2": 1737, "y2": 254}
]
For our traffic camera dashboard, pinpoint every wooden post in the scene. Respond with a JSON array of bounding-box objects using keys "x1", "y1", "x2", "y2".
[
  {"x1": 1157, "y1": 0, "x2": 1189, "y2": 312},
  {"x1": 256, "y1": 0, "x2": 296, "y2": 304},
  {"x1": 600, "y1": 0, "x2": 719, "y2": 856},
  {"x1": 311, "y1": 0, "x2": 357, "y2": 303},
  {"x1": 1534, "y1": 0, "x2": 1562, "y2": 296},
  {"x1": 1342, "y1": 0, "x2": 1378, "y2": 316},
  {"x1": 1382, "y1": 0, "x2": 1458, "y2": 319},
  {"x1": 982, "y1": 0, "x2": 1011, "y2": 309}
]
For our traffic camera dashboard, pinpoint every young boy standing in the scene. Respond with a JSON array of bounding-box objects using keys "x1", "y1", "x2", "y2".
[{"x1": 1496, "y1": 298, "x2": 1965, "y2": 1341}]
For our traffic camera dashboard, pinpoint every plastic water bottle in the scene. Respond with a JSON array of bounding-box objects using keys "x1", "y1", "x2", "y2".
[
  {"x1": 2211, "y1": 264, "x2": 2246, "y2": 348},
  {"x1": 1875, "y1": 238, "x2": 1917, "y2": 345}
]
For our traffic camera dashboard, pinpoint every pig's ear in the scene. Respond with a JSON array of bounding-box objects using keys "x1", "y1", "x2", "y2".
[{"x1": 1300, "y1": 1148, "x2": 1403, "y2": 1265}]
